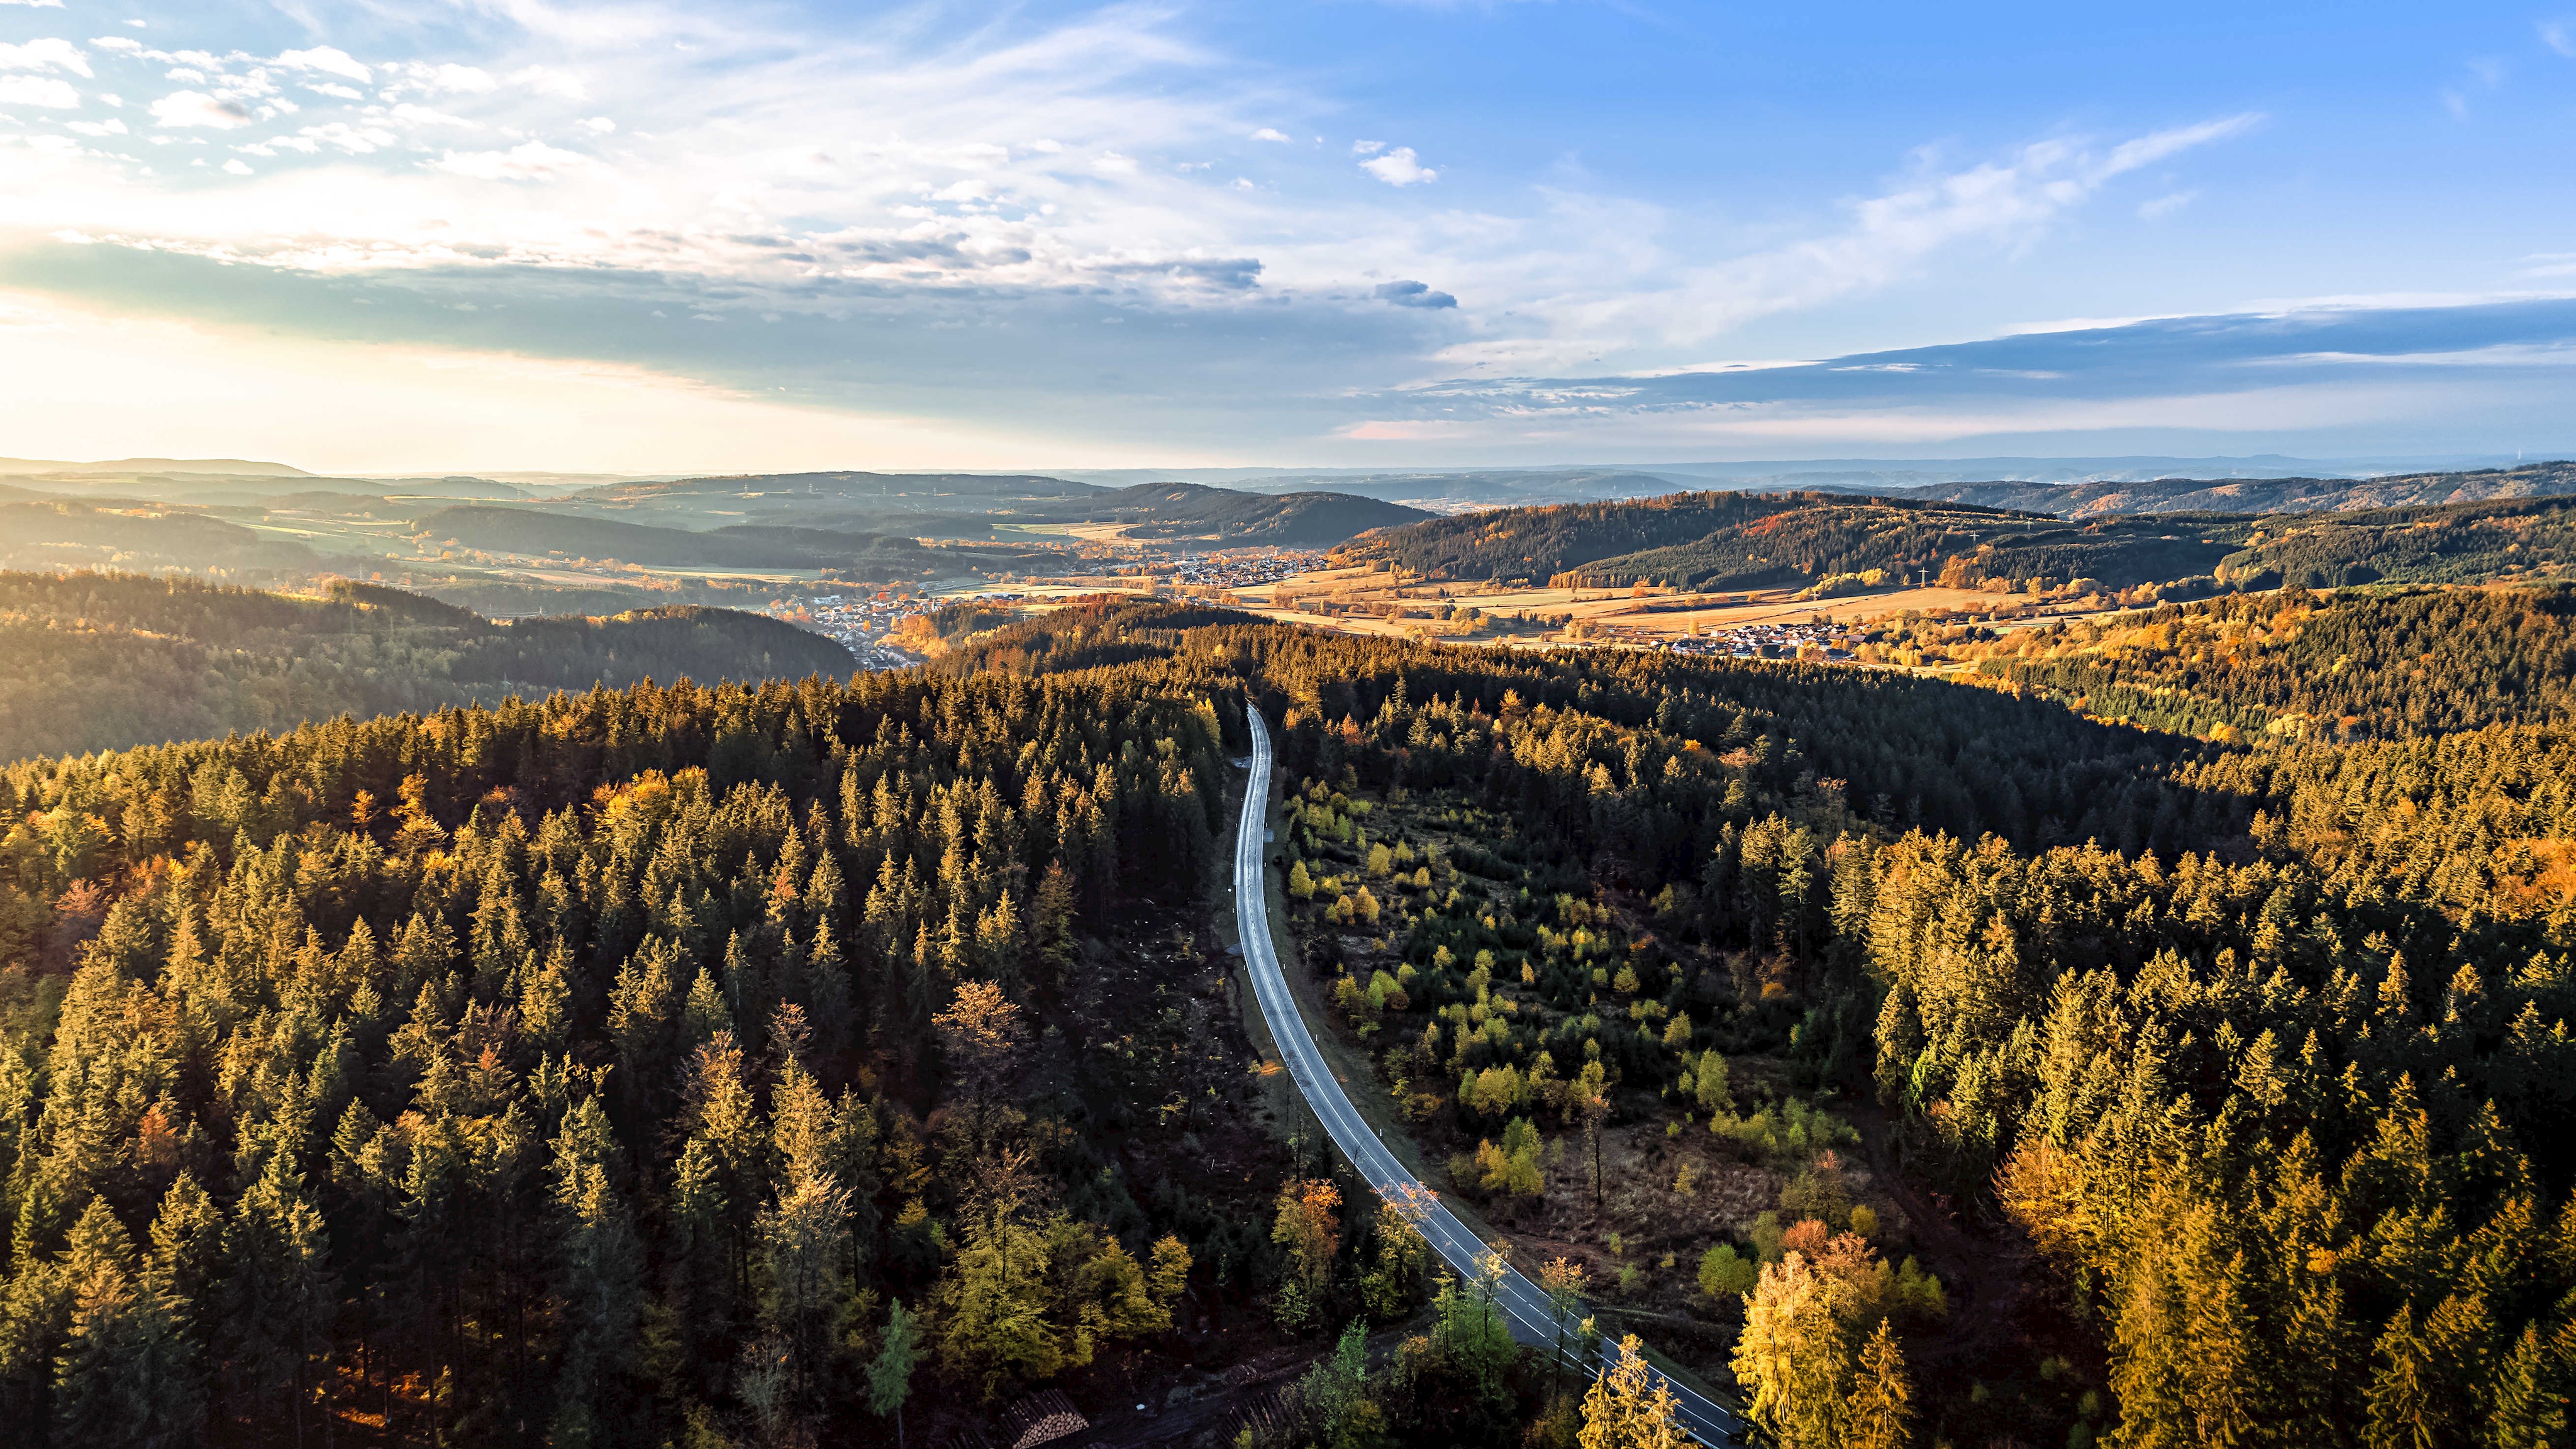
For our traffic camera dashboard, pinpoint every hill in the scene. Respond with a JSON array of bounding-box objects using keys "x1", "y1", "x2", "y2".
[
  {"x1": 1336, "y1": 490, "x2": 2237, "y2": 592},
  {"x1": 0, "y1": 570, "x2": 852, "y2": 761},
  {"x1": 1967, "y1": 585, "x2": 2576, "y2": 740},
  {"x1": 417, "y1": 506, "x2": 919, "y2": 570},
  {"x1": 574, "y1": 469, "x2": 1104, "y2": 513},
  {"x1": 0, "y1": 499, "x2": 327, "y2": 574},
  {"x1": 2211, "y1": 494, "x2": 2576, "y2": 588},
  {"x1": 1561, "y1": 502, "x2": 2238, "y2": 593},
  {"x1": 0, "y1": 456, "x2": 313, "y2": 477},
  {"x1": 1335, "y1": 490, "x2": 1845, "y2": 582},
  {"x1": 1910, "y1": 458, "x2": 2576, "y2": 517},
  {"x1": 1069, "y1": 481, "x2": 1433, "y2": 545}
]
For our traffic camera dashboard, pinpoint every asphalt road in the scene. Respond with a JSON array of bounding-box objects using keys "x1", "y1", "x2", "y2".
[{"x1": 1231, "y1": 702, "x2": 1745, "y2": 1446}]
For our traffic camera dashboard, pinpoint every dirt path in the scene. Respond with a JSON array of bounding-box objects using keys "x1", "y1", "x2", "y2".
[{"x1": 1846, "y1": 1101, "x2": 2031, "y2": 1363}]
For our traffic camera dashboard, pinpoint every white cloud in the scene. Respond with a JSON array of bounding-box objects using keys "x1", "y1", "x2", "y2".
[
  {"x1": 1360, "y1": 145, "x2": 1435, "y2": 185},
  {"x1": 274, "y1": 46, "x2": 370, "y2": 84},
  {"x1": 300, "y1": 121, "x2": 398, "y2": 154},
  {"x1": 89, "y1": 36, "x2": 141, "y2": 53},
  {"x1": 389, "y1": 103, "x2": 475, "y2": 128},
  {"x1": 0, "y1": 75, "x2": 77, "y2": 106},
  {"x1": 431, "y1": 140, "x2": 589, "y2": 180},
  {"x1": 1091, "y1": 150, "x2": 1138, "y2": 175},
  {"x1": 0, "y1": 1, "x2": 67, "y2": 8},
  {"x1": 509, "y1": 65, "x2": 587, "y2": 99},
  {"x1": 2543, "y1": 19, "x2": 2576, "y2": 57},
  {"x1": 577, "y1": 115, "x2": 615, "y2": 135},
  {"x1": 391, "y1": 62, "x2": 497, "y2": 95},
  {"x1": 222, "y1": 157, "x2": 249, "y2": 174},
  {"x1": 64, "y1": 118, "x2": 126, "y2": 136},
  {"x1": 1251, "y1": 126, "x2": 1291, "y2": 142},
  {"x1": 0, "y1": 37, "x2": 90, "y2": 77},
  {"x1": 305, "y1": 82, "x2": 363, "y2": 101},
  {"x1": 1351, "y1": 138, "x2": 1384, "y2": 155},
  {"x1": 1431, "y1": 114, "x2": 2263, "y2": 374},
  {"x1": 150, "y1": 90, "x2": 251, "y2": 128},
  {"x1": 2139, "y1": 189, "x2": 2197, "y2": 220}
]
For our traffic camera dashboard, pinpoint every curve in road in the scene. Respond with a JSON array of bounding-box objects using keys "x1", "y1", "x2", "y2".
[{"x1": 1232, "y1": 701, "x2": 1745, "y2": 1446}]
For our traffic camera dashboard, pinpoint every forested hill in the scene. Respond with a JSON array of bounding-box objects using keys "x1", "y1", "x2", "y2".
[
  {"x1": 1549, "y1": 503, "x2": 2234, "y2": 592},
  {"x1": 1332, "y1": 490, "x2": 1883, "y2": 582},
  {"x1": 0, "y1": 499, "x2": 329, "y2": 574},
  {"x1": 1909, "y1": 457, "x2": 2576, "y2": 517},
  {"x1": 1969, "y1": 585, "x2": 2576, "y2": 740},
  {"x1": 0, "y1": 571, "x2": 852, "y2": 762},
  {"x1": 1333, "y1": 490, "x2": 2235, "y2": 592},
  {"x1": 10, "y1": 597, "x2": 2576, "y2": 1446},
  {"x1": 1071, "y1": 482, "x2": 1434, "y2": 547},
  {"x1": 2211, "y1": 494, "x2": 2576, "y2": 589},
  {"x1": 416, "y1": 506, "x2": 926, "y2": 570}
]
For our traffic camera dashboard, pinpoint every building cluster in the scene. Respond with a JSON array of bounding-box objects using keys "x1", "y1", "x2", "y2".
[
  {"x1": 774, "y1": 591, "x2": 957, "y2": 667},
  {"x1": 1663, "y1": 617, "x2": 1862, "y2": 662},
  {"x1": 1161, "y1": 550, "x2": 1325, "y2": 591}
]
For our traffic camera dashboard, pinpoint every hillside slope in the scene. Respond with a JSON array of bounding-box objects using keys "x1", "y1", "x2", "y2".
[
  {"x1": 1069, "y1": 481, "x2": 1433, "y2": 545},
  {"x1": 2212, "y1": 494, "x2": 2576, "y2": 588},
  {"x1": 1968, "y1": 586, "x2": 2576, "y2": 740},
  {"x1": 1337, "y1": 490, "x2": 2236, "y2": 591},
  {"x1": 0, "y1": 499, "x2": 328, "y2": 574},
  {"x1": 0, "y1": 571, "x2": 852, "y2": 761},
  {"x1": 416, "y1": 506, "x2": 918, "y2": 569}
]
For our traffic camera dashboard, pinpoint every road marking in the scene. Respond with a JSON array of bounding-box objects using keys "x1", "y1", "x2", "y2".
[{"x1": 1230, "y1": 700, "x2": 1742, "y2": 1446}]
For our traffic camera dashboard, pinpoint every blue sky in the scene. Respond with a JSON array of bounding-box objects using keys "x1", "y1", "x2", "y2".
[{"x1": 0, "y1": 0, "x2": 2572, "y2": 472}]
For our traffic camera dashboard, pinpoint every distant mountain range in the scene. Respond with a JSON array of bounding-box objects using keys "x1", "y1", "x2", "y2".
[{"x1": 1904, "y1": 460, "x2": 2576, "y2": 516}]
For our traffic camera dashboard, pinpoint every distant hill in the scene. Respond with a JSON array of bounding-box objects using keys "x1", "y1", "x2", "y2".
[
  {"x1": 1338, "y1": 489, "x2": 2249, "y2": 592},
  {"x1": 2213, "y1": 494, "x2": 2576, "y2": 589},
  {"x1": 0, "y1": 571, "x2": 852, "y2": 762},
  {"x1": 418, "y1": 506, "x2": 919, "y2": 569},
  {"x1": 1567, "y1": 503, "x2": 2238, "y2": 594},
  {"x1": 1212, "y1": 469, "x2": 1697, "y2": 509},
  {"x1": 0, "y1": 499, "x2": 325, "y2": 572},
  {"x1": 1909, "y1": 460, "x2": 2576, "y2": 517},
  {"x1": 1065, "y1": 482, "x2": 1433, "y2": 545},
  {"x1": 576, "y1": 469, "x2": 1105, "y2": 511},
  {"x1": 0, "y1": 456, "x2": 312, "y2": 477}
]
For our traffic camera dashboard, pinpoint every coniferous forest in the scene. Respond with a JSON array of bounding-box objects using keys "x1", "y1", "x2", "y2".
[{"x1": 4, "y1": 591, "x2": 2576, "y2": 1448}]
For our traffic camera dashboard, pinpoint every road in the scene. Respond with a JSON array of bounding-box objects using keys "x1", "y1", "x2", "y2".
[{"x1": 1231, "y1": 702, "x2": 1746, "y2": 1445}]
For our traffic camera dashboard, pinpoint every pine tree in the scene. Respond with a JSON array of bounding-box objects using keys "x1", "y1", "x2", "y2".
[
  {"x1": 867, "y1": 1297, "x2": 924, "y2": 1449},
  {"x1": 1846, "y1": 1318, "x2": 1914, "y2": 1449},
  {"x1": 1579, "y1": 1334, "x2": 1685, "y2": 1449},
  {"x1": 548, "y1": 1096, "x2": 640, "y2": 1449}
]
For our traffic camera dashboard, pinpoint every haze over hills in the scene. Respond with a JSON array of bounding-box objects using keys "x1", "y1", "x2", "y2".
[
  {"x1": 0, "y1": 456, "x2": 316, "y2": 477},
  {"x1": 0, "y1": 570, "x2": 852, "y2": 760},
  {"x1": 1909, "y1": 459, "x2": 2576, "y2": 516},
  {"x1": 1336, "y1": 461, "x2": 2576, "y2": 596}
]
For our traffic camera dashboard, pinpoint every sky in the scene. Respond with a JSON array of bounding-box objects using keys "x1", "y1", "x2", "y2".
[{"x1": 1, "y1": 1, "x2": 2575, "y2": 473}]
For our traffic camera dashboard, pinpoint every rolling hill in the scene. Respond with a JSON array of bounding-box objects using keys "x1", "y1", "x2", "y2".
[
  {"x1": 1908, "y1": 458, "x2": 2576, "y2": 517},
  {"x1": 0, "y1": 570, "x2": 853, "y2": 762},
  {"x1": 1067, "y1": 481, "x2": 1433, "y2": 545},
  {"x1": 1557, "y1": 503, "x2": 2240, "y2": 593},
  {"x1": 0, "y1": 499, "x2": 328, "y2": 574},
  {"x1": 417, "y1": 506, "x2": 921, "y2": 569}
]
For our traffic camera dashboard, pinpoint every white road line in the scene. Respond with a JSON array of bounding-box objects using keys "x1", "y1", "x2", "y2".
[{"x1": 1231, "y1": 701, "x2": 1743, "y2": 1445}]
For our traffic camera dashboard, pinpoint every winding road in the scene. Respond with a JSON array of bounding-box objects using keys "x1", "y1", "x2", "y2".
[{"x1": 1232, "y1": 702, "x2": 1745, "y2": 1445}]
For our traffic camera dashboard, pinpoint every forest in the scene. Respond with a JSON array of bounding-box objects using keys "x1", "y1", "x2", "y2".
[
  {"x1": 1941, "y1": 586, "x2": 2576, "y2": 741},
  {"x1": 0, "y1": 572, "x2": 853, "y2": 763},
  {"x1": 4, "y1": 587, "x2": 2575, "y2": 1448},
  {"x1": 1333, "y1": 492, "x2": 2243, "y2": 594},
  {"x1": 2211, "y1": 496, "x2": 2576, "y2": 589}
]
